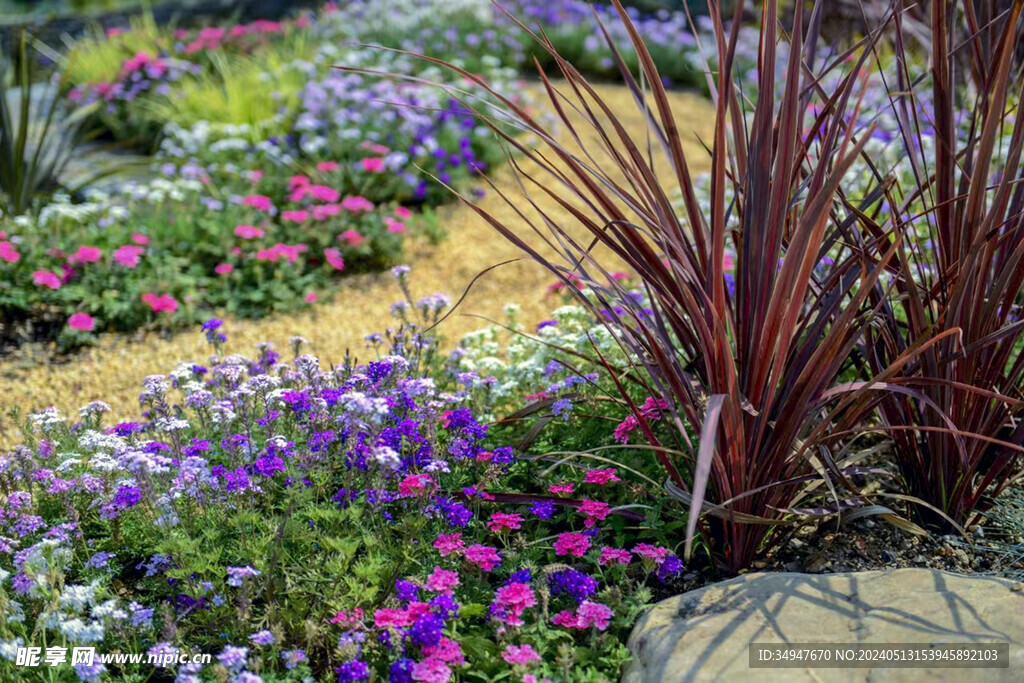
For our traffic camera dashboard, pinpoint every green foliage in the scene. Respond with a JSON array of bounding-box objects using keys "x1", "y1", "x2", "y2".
[{"x1": 0, "y1": 33, "x2": 103, "y2": 217}]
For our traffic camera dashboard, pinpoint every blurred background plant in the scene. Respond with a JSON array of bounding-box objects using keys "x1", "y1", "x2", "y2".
[{"x1": 0, "y1": 32, "x2": 106, "y2": 217}]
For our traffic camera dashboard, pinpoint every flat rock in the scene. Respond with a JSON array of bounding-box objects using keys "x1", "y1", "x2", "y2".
[{"x1": 624, "y1": 569, "x2": 1024, "y2": 682}]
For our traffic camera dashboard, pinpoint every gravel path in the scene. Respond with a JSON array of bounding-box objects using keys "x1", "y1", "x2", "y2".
[{"x1": 0, "y1": 84, "x2": 714, "y2": 445}]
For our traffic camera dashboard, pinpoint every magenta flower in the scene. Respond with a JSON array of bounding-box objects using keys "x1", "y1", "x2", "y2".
[
  {"x1": 548, "y1": 482, "x2": 574, "y2": 495},
  {"x1": 341, "y1": 196, "x2": 374, "y2": 212},
  {"x1": 234, "y1": 224, "x2": 265, "y2": 239},
  {"x1": 502, "y1": 644, "x2": 541, "y2": 666},
  {"x1": 316, "y1": 161, "x2": 340, "y2": 172},
  {"x1": 69, "y1": 245, "x2": 102, "y2": 265},
  {"x1": 308, "y1": 185, "x2": 340, "y2": 203},
  {"x1": 360, "y1": 157, "x2": 386, "y2": 172},
  {"x1": 113, "y1": 244, "x2": 144, "y2": 268},
  {"x1": 68, "y1": 312, "x2": 96, "y2": 331},
  {"x1": 304, "y1": 291, "x2": 318, "y2": 304},
  {"x1": 0, "y1": 241, "x2": 20, "y2": 263},
  {"x1": 398, "y1": 473, "x2": 434, "y2": 497},
  {"x1": 553, "y1": 532, "x2": 590, "y2": 557},
  {"x1": 324, "y1": 248, "x2": 345, "y2": 271},
  {"x1": 613, "y1": 415, "x2": 639, "y2": 443},
  {"x1": 281, "y1": 210, "x2": 309, "y2": 223},
  {"x1": 631, "y1": 543, "x2": 670, "y2": 562},
  {"x1": 141, "y1": 292, "x2": 179, "y2": 314},
  {"x1": 433, "y1": 533, "x2": 464, "y2": 557},
  {"x1": 464, "y1": 544, "x2": 501, "y2": 571},
  {"x1": 215, "y1": 263, "x2": 234, "y2": 275},
  {"x1": 339, "y1": 229, "x2": 364, "y2": 247},
  {"x1": 488, "y1": 512, "x2": 523, "y2": 533},
  {"x1": 578, "y1": 500, "x2": 611, "y2": 528},
  {"x1": 492, "y1": 582, "x2": 536, "y2": 625},
  {"x1": 130, "y1": 233, "x2": 150, "y2": 245},
  {"x1": 421, "y1": 637, "x2": 465, "y2": 665},
  {"x1": 584, "y1": 467, "x2": 621, "y2": 485},
  {"x1": 394, "y1": 206, "x2": 412, "y2": 219},
  {"x1": 577, "y1": 600, "x2": 613, "y2": 630},
  {"x1": 33, "y1": 271, "x2": 62, "y2": 290},
  {"x1": 243, "y1": 194, "x2": 274, "y2": 212},
  {"x1": 411, "y1": 657, "x2": 451, "y2": 683},
  {"x1": 598, "y1": 547, "x2": 632, "y2": 566},
  {"x1": 425, "y1": 566, "x2": 459, "y2": 594}
]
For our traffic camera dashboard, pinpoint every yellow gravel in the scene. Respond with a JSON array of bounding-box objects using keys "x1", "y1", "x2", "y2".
[{"x1": 0, "y1": 83, "x2": 714, "y2": 446}]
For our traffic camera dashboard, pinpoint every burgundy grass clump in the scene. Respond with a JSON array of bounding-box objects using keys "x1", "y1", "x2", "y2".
[
  {"x1": 855, "y1": 0, "x2": 1024, "y2": 530},
  {"x1": 355, "y1": 0, "x2": 957, "y2": 573}
]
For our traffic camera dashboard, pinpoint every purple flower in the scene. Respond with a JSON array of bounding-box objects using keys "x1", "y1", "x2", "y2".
[{"x1": 335, "y1": 659, "x2": 370, "y2": 682}]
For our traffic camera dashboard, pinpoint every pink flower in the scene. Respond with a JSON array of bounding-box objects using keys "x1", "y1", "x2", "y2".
[
  {"x1": 309, "y1": 185, "x2": 340, "y2": 203},
  {"x1": 464, "y1": 544, "x2": 502, "y2": 571},
  {"x1": 234, "y1": 224, "x2": 265, "y2": 239},
  {"x1": 502, "y1": 644, "x2": 541, "y2": 666},
  {"x1": 385, "y1": 217, "x2": 406, "y2": 234},
  {"x1": 33, "y1": 271, "x2": 62, "y2": 290},
  {"x1": 243, "y1": 194, "x2": 274, "y2": 212},
  {"x1": 257, "y1": 243, "x2": 306, "y2": 264},
  {"x1": 330, "y1": 607, "x2": 363, "y2": 626},
  {"x1": 360, "y1": 141, "x2": 391, "y2": 155},
  {"x1": 577, "y1": 600, "x2": 613, "y2": 630},
  {"x1": 398, "y1": 473, "x2": 434, "y2": 497},
  {"x1": 69, "y1": 245, "x2": 102, "y2": 264},
  {"x1": 599, "y1": 547, "x2": 632, "y2": 566},
  {"x1": 316, "y1": 161, "x2": 340, "y2": 172},
  {"x1": 411, "y1": 657, "x2": 451, "y2": 683},
  {"x1": 67, "y1": 312, "x2": 95, "y2": 331},
  {"x1": 131, "y1": 233, "x2": 150, "y2": 245},
  {"x1": 553, "y1": 532, "x2": 590, "y2": 557},
  {"x1": 141, "y1": 292, "x2": 179, "y2": 314},
  {"x1": 584, "y1": 467, "x2": 621, "y2": 485},
  {"x1": 639, "y1": 397, "x2": 669, "y2": 420},
  {"x1": 394, "y1": 206, "x2": 412, "y2": 219},
  {"x1": 304, "y1": 291, "x2": 318, "y2": 304},
  {"x1": 552, "y1": 602, "x2": 613, "y2": 631},
  {"x1": 339, "y1": 229, "x2": 364, "y2": 247},
  {"x1": 548, "y1": 483, "x2": 574, "y2": 495},
  {"x1": 215, "y1": 263, "x2": 234, "y2": 275},
  {"x1": 113, "y1": 244, "x2": 144, "y2": 268},
  {"x1": 551, "y1": 610, "x2": 580, "y2": 629},
  {"x1": 374, "y1": 608, "x2": 414, "y2": 629},
  {"x1": 433, "y1": 533, "x2": 464, "y2": 557},
  {"x1": 723, "y1": 251, "x2": 736, "y2": 270},
  {"x1": 488, "y1": 512, "x2": 523, "y2": 533},
  {"x1": 281, "y1": 209, "x2": 309, "y2": 222},
  {"x1": 360, "y1": 157, "x2": 386, "y2": 173},
  {"x1": 631, "y1": 543, "x2": 670, "y2": 562},
  {"x1": 613, "y1": 415, "x2": 639, "y2": 443},
  {"x1": 341, "y1": 196, "x2": 374, "y2": 212},
  {"x1": 492, "y1": 582, "x2": 536, "y2": 625},
  {"x1": 312, "y1": 204, "x2": 341, "y2": 220},
  {"x1": 248, "y1": 170, "x2": 264, "y2": 184},
  {"x1": 579, "y1": 500, "x2": 611, "y2": 528},
  {"x1": 324, "y1": 248, "x2": 345, "y2": 271},
  {"x1": 422, "y1": 637, "x2": 465, "y2": 665},
  {"x1": 288, "y1": 175, "x2": 310, "y2": 189},
  {"x1": 425, "y1": 566, "x2": 459, "y2": 594}
]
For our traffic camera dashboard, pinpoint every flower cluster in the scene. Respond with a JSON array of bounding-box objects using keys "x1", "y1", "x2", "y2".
[{"x1": 0, "y1": 275, "x2": 680, "y2": 681}]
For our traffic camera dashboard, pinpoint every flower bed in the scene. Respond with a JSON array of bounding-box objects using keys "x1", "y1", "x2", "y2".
[
  {"x1": 0, "y1": 270, "x2": 687, "y2": 681},
  {"x1": 1, "y1": 1, "x2": 705, "y2": 354}
]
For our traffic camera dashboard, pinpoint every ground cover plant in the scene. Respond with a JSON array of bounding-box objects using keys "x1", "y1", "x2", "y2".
[{"x1": 0, "y1": 269, "x2": 688, "y2": 681}]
